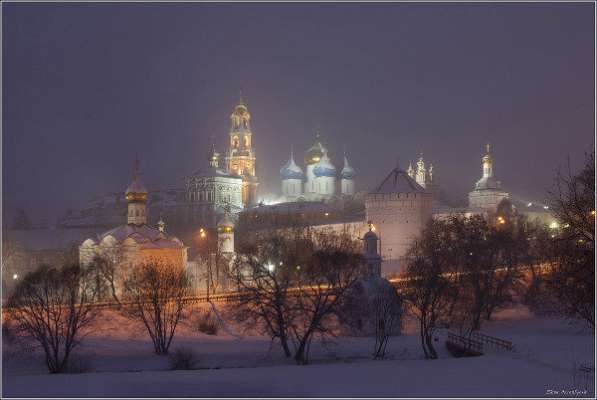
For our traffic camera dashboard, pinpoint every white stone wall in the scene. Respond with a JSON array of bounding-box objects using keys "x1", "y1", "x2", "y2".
[
  {"x1": 282, "y1": 178, "x2": 302, "y2": 201},
  {"x1": 468, "y1": 189, "x2": 509, "y2": 212},
  {"x1": 305, "y1": 165, "x2": 316, "y2": 195},
  {"x1": 186, "y1": 175, "x2": 243, "y2": 211},
  {"x1": 218, "y1": 231, "x2": 234, "y2": 254},
  {"x1": 341, "y1": 179, "x2": 354, "y2": 196},
  {"x1": 315, "y1": 176, "x2": 336, "y2": 198},
  {"x1": 127, "y1": 203, "x2": 147, "y2": 225},
  {"x1": 365, "y1": 192, "x2": 433, "y2": 262}
]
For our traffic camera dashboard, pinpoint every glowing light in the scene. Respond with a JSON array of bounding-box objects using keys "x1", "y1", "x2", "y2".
[
  {"x1": 12, "y1": 273, "x2": 18, "y2": 280},
  {"x1": 549, "y1": 221, "x2": 559, "y2": 229},
  {"x1": 199, "y1": 228, "x2": 206, "y2": 239},
  {"x1": 371, "y1": 224, "x2": 376, "y2": 232},
  {"x1": 265, "y1": 263, "x2": 275, "y2": 272},
  {"x1": 543, "y1": 205, "x2": 549, "y2": 210},
  {"x1": 591, "y1": 210, "x2": 596, "y2": 217},
  {"x1": 527, "y1": 202, "x2": 533, "y2": 207},
  {"x1": 497, "y1": 216, "x2": 506, "y2": 225},
  {"x1": 324, "y1": 212, "x2": 329, "y2": 216}
]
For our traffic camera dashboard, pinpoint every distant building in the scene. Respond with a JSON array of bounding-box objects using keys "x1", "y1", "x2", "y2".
[
  {"x1": 468, "y1": 143, "x2": 509, "y2": 211},
  {"x1": 280, "y1": 133, "x2": 356, "y2": 203},
  {"x1": 365, "y1": 165, "x2": 433, "y2": 275},
  {"x1": 225, "y1": 94, "x2": 259, "y2": 208},
  {"x1": 184, "y1": 144, "x2": 244, "y2": 228},
  {"x1": 79, "y1": 161, "x2": 188, "y2": 298}
]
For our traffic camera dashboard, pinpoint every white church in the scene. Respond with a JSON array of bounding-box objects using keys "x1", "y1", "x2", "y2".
[{"x1": 279, "y1": 133, "x2": 356, "y2": 202}]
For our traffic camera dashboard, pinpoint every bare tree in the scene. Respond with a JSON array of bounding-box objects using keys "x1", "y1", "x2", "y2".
[
  {"x1": 289, "y1": 230, "x2": 362, "y2": 365},
  {"x1": 123, "y1": 260, "x2": 191, "y2": 354},
  {"x1": 7, "y1": 264, "x2": 99, "y2": 373},
  {"x1": 449, "y1": 214, "x2": 528, "y2": 333},
  {"x1": 543, "y1": 151, "x2": 595, "y2": 328},
  {"x1": 371, "y1": 285, "x2": 402, "y2": 359},
  {"x1": 230, "y1": 227, "x2": 362, "y2": 364},
  {"x1": 90, "y1": 255, "x2": 121, "y2": 304},
  {"x1": 228, "y1": 227, "x2": 312, "y2": 357},
  {"x1": 406, "y1": 219, "x2": 459, "y2": 359}
]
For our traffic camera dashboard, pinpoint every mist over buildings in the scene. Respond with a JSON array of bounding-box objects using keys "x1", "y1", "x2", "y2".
[{"x1": 3, "y1": 3, "x2": 594, "y2": 225}]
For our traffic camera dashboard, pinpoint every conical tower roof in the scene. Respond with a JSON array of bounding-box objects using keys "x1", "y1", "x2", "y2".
[{"x1": 372, "y1": 166, "x2": 425, "y2": 194}]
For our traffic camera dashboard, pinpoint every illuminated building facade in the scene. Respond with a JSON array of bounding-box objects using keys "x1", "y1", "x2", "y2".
[
  {"x1": 280, "y1": 133, "x2": 356, "y2": 202},
  {"x1": 79, "y1": 162, "x2": 188, "y2": 298},
  {"x1": 225, "y1": 95, "x2": 259, "y2": 208},
  {"x1": 468, "y1": 143, "x2": 509, "y2": 211}
]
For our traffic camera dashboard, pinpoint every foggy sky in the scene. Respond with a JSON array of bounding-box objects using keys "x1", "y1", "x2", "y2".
[{"x1": 3, "y1": 3, "x2": 595, "y2": 223}]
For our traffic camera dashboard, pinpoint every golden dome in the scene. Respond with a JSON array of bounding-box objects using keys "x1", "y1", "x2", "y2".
[
  {"x1": 125, "y1": 192, "x2": 148, "y2": 203},
  {"x1": 125, "y1": 160, "x2": 148, "y2": 203},
  {"x1": 304, "y1": 135, "x2": 326, "y2": 165}
]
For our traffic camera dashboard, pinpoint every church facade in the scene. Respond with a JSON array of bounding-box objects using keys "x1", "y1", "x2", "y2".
[
  {"x1": 468, "y1": 144, "x2": 509, "y2": 211},
  {"x1": 79, "y1": 162, "x2": 188, "y2": 298},
  {"x1": 279, "y1": 133, "x2": 356, "y2": 202}
]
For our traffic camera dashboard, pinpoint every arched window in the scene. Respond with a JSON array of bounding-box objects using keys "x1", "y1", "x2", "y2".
[{"x1": 244, "y1": 136, "x2": 250, "y2": 147}]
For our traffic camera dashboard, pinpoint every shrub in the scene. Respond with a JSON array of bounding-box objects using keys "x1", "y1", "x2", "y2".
[
  {"x1": 168, "y1": 347, "x2": 196, "y2": 370},
  {"x1": 196, "y1": 309, "x2": 218, "y2": 335}
]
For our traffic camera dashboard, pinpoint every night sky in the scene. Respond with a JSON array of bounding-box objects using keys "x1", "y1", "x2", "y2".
[{"x1": 3, "y1": 3, "x2": 595, "y2": 223}]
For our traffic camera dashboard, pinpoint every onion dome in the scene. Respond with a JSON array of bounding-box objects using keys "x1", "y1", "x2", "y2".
[
  {"x1": 280, "y1": 149, "x2": 304, "y2": 180},
  {"x1": 231, "y1": 91, "x2": 250, "y2": 119},
  {"x1": 313, "y1": 151, "x2": 336, "y2": 178},
  {"x1": 341, "y1": 155, "x2": 355, "y2": 180},
  {"x1": 304, "y1": 133, "x2": 326, "y2": 165},
  {"x1": 217, "y1": 213, "x2": 235, "y2": 233},
  {"x1": 125, "y1": 160, "x2": 148, "y2": 203}
]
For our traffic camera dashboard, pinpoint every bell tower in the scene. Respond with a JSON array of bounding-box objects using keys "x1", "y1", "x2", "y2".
[{"x1": 225, "y1": 92, "x2": 258, "y2": 208}]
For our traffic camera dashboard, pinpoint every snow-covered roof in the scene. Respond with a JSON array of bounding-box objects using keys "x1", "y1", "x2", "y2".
[
  {"x1": 95, "y1": 224, "x2": 185, "y2": 248},
  {"x1": 280, "y1": 153, "x2": 304, "y2": 180},
  {"x1": 371, "y1": 167, "x2": 425, "y2": 194},
  {"x1": 341, "y1": 156, "x2": 355, "y2": 179},
  {"x1": 190, "y1": 166, "x2": 242, "y2": 180},
  {"x1": 474, "y1": 176, "x2": 501, "y2": 191},
  {"x1": 313, "y1": 152, "x2": 336, "y2": 178}
]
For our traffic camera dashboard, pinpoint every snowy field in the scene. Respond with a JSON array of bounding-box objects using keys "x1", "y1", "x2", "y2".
[{"x1": 2, "y1": 304, "x2": 594, "y2": 398}]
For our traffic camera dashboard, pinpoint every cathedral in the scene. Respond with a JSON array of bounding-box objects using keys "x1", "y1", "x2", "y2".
[
  {"x1": 183, "y1": 95, "x2": 258, "y2": 227},
  {"x1": 279, "y1": 133, "x2": 356, "y2": 202},
  {"x1": 66, "y1": 94, "x2": 555, "y2": 283},
  {"x1": 79, "y1": 161, "x2": 188, "y2": 298},
  {"x1": 468, "y1": 143, "x2": 509, "y2": 211}
]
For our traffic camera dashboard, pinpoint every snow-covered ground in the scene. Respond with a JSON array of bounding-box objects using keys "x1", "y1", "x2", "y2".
[{"x1": 2, "y1": 305, "x2": 594, "y2": 398}]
